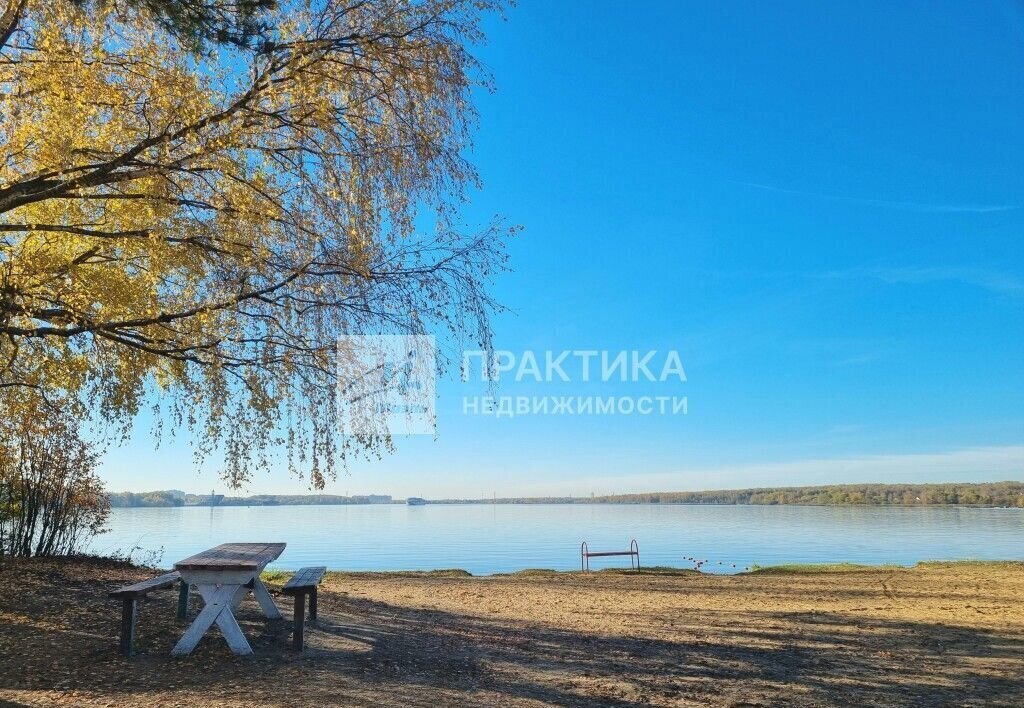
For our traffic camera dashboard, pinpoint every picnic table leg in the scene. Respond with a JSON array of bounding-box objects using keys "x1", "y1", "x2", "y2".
[
  {"x1": 172, "y1": 585, "x2": 253, "y2": 656},
  {"x1": 119, "y1": 598, "x2": 137, "y2": 657},
  {"x1": 292, "y1": 593, "x2": 305, "y2": 650},
  {"x1": 230, "y1": 584, "x2": 249, "y2": 612},
  {"x1": 177, "y1": 581, "x2": 189, "y2": 621},
  {"x1": 227, "y1": 579, "x2": 257, "y2": 613},
  {"x1": 212, "y1": 602, "x2": 252, "y2": 655},
  {"x1": 251, "y1": 577, "x2": 283, "y2": 620},
  {"x1": 205, "y1": 584, "x2": 255, "y2": 656}
]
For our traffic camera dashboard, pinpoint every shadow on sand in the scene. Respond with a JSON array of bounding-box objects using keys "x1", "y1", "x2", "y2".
[{"x1": 1, "y1": 560, "x2": 1023, "y2": 706}]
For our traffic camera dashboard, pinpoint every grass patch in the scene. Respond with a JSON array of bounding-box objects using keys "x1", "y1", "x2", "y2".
[
  {"x1": 749, "y1": 559, "x2": 1024, "y2": 575},
  {"x1": 747, "y1": 563, "x2": 906, "y2": 575},
  {"x1": 326, "y1": 568, "x2": 473, "y2": 578},
  {"x1": 422, "y1": 569, "x2": 473, "y2": 577},
  {"x1": 595, "y1": 566, "x2": 698, "y2": 576},
  {"x1": 264, "y1": 568, "x2": 473, "y2": 582},
  {"x1": 915, "y1": 559, "x2": 1024, "y2": 570},
  {"x1": 260, "y1": 569, "x2": 291, "y2": 583},
  {"x1": 500, "y1": 568, "x2": 560, "y2": 576}
]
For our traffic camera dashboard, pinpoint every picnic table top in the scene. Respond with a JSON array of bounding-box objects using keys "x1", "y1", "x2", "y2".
[{"x1": 174, "y1": 542, "x2": 286, "y2": 572}]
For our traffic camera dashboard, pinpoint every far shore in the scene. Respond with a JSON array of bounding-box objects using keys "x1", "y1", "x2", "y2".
[
  {"x1": 109, "y1": 480, "x2": 1024, "y2": 508},
  {"x1": 2, "y1": 556, "x2": 1023, "y2": 706}
]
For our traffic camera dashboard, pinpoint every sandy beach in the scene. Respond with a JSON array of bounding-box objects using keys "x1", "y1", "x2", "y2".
[{"x1": 1, "y1": 558, "x2": 1023, "y2": 707}]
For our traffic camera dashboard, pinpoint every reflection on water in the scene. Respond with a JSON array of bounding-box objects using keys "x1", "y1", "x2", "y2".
[{"x1": 95, "y1": 503, "x2": 1024, "y2": 575}]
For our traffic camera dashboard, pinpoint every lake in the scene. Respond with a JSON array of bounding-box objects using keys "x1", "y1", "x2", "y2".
[{"x1": 95, "y1": 503, "x2": 1024, "y2": 574}]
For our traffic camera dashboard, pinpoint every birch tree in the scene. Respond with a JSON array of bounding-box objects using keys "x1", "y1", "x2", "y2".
[{"x1": 0, "y1": 0, "x2": 511, "y2": 487}]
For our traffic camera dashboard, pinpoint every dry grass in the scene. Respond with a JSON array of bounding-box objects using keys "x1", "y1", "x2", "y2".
[{"x1": 1, "y1": 557, "x2": 1023, "y2": 706}]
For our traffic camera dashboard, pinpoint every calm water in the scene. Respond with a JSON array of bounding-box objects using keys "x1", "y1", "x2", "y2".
[{"x1": 94, "y1": 504, "x2": 1024, "y2": 575}]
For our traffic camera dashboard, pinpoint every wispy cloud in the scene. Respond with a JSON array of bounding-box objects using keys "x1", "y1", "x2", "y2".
[
  {"x1": 734, "y1": 180, "x2": 1018, "y2": 214},
  {"x1": 823, "y1": 266, "x2": 1024, "y2": 296}
]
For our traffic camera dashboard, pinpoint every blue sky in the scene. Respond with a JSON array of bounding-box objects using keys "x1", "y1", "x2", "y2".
[{"x1": 101, "y1": 1, "x2": 1024, "y2": 496}]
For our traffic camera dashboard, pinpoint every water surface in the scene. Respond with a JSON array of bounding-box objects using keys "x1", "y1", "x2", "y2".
[{"x1": 95, "y1": 504, "x2": 1024, "y2": 574}]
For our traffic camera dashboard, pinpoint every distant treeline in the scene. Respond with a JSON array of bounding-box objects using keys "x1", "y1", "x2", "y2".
[
  {"x1": 109, "y1": 482, "x2": 1024, "y2": 509},
  {"x1": 431, "y1": 482, "x2": 1024, "y2": 507},
  {"x1": 107, "y1": 491, "x2": 393, "y2": 508}
]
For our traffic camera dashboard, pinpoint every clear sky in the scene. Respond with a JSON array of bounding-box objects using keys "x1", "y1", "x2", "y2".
[{"x1": 101, "y1": 1, "x2": 1024, "y2": 497}]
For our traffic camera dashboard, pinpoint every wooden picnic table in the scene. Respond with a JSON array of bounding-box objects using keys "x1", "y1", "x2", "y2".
[{"x1": 171, "y1": 542, "x2": 286, "y2": 656}]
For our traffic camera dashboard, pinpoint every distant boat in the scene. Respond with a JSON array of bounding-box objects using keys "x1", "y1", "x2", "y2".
[{"x1": 407, "y1": 497, "x2": 427, "y2": 506}]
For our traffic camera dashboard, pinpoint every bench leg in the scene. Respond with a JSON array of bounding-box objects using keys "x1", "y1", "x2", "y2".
[
  {"x1": 119, "y1": 598, "x2": 137, "y2": 657},
  {"x1": 309, "y1": 586, "x2": 317, "y2": 622},
  {"x1": 292, "y1": 593, "x2": 306, "y2": 650},
  {"x1": 177, "y1": 580, "x2": 189, "y2": 621}
]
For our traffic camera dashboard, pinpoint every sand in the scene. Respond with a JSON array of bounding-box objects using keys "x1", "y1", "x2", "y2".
[{"x1": 1, "y1": 558, "x2": 1023, "y2": 706}]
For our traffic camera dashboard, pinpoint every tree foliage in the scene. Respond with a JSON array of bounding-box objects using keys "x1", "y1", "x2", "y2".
[
  {"x1": 106, "y1": 490, "x2": 394, "y2": 505},
  {"x1": 0, "y1": 407, "x2": 109, "y2": 558},
  {"x1": 0, "y1": 0, "x2": 511, "y2": 488},
  {"x1": 107, "y1": 490, "x2": 186, "y2": 507},
  {"x1": 69, "y1": 0, "x2": 279, "y2": 49}
]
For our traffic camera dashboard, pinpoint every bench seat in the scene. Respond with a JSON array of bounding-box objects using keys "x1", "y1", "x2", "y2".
[
  {"x1": 280, "y1": 566, "x2": 327, "y2": 650},
  {"x1": 110, "y1": 571, "x2": 189, "y2": 657},
  {"x1": 109, "y1": 571, "x2": 181, "y2": 599},
  {"x1": 281, "y1": 566, "x2": 327, "y2": 595}
]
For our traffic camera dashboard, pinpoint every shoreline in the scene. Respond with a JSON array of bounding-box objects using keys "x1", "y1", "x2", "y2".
[{"x1": 255, "y1": 558, "x2": 1024, "y2": 580}]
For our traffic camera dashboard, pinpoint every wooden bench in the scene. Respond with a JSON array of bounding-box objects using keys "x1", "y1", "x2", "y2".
[
  {"x1": 281, "y1": 566, "x2": 327, "y2": 650},
  {"x1": 108, "y1": 571, "x2": 188, "y2": 656}
]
